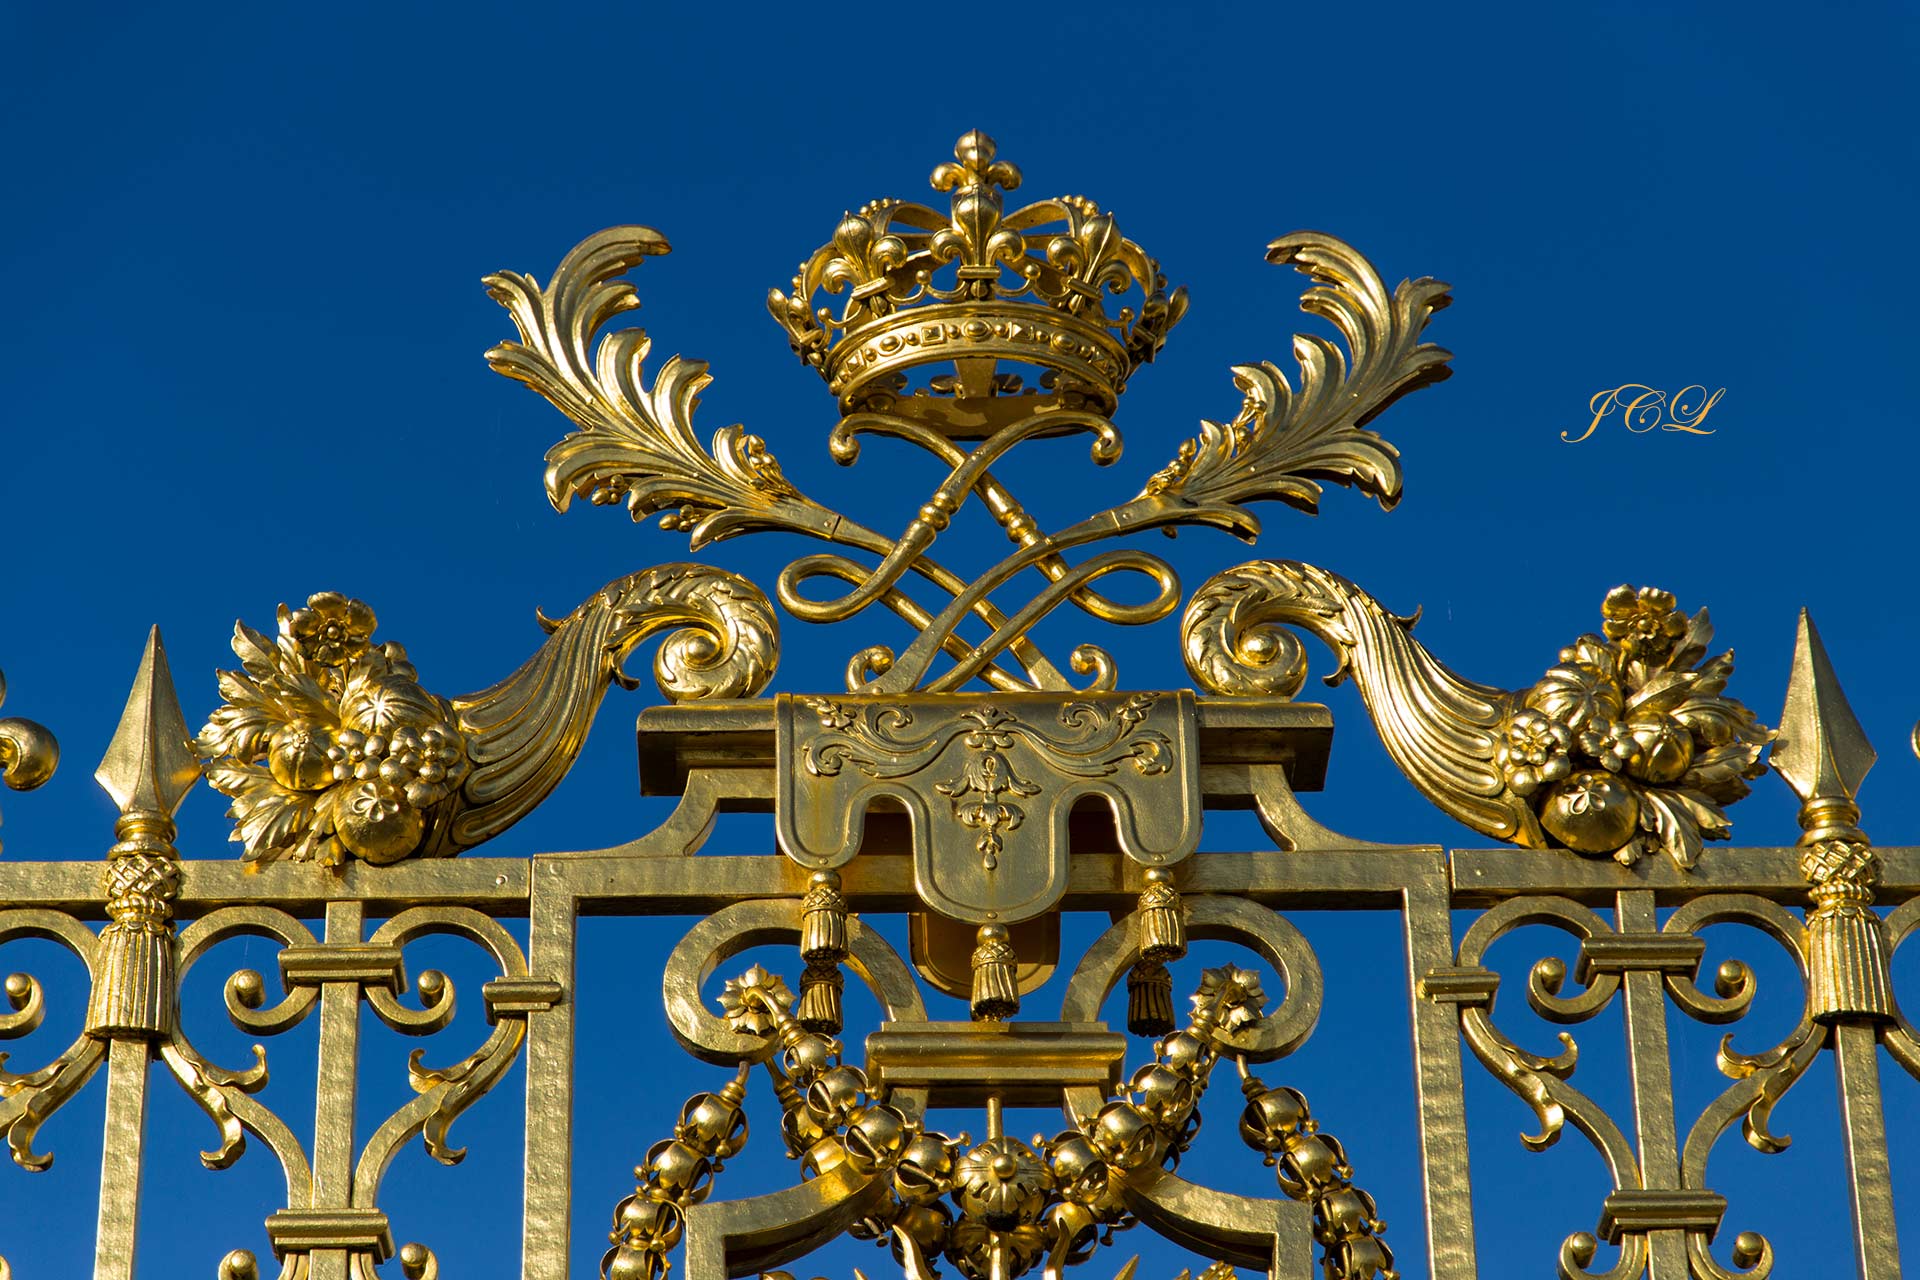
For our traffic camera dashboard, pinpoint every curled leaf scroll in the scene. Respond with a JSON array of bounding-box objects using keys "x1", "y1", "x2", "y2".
[
  {"x1": 1185, "y1": 564, "x2": 1771, "y2": 870},
  {"x1": 487, "y1": 225, "x2": 1452, "y2": 695},
  {"x1": 198, "y1": 567, "x2": 776, "y2": 866}
]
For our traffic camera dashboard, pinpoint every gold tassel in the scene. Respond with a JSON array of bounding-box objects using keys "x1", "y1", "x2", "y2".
[
  {"x1": 1126, "y1": 959, "x2": 1175, "y2": 1036},
  {"x1": 970, "y1": 924, "x2": 1020, "y2": 1021},
  {"x1": 1121, "y1": 869, "x2": 1183, "y2": 1037},
  {"x1": 797, "y1": 870, "x2": 848, "y2": 1033},
  {"x1": 86, "y1": 829, "x2": 181, "y2": 1039},
  {"x1": 1138, "y1": 867, "x2": 1185, "y2": 963},
  {"x1": 796, "y1": 959, "x2": 846, "y2": 1033}
]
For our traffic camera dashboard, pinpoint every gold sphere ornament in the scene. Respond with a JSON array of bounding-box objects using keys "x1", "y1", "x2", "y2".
[
  {"x1": 1624, "y1": 716, "x2": 1694, "y2": 785},
  {"x1": 266, "y1": 719, "x2": 334, "y2": 790},
  {"x1": 335, "y1": 779, "x2": 426, "y2": 863},
  {"x1": 842, "y1": 1102, "x2": 911, "y2": 1174},
  {"x1": 1539, "y1": 770, "x2": 1641, "y2": 856},
  {"x1": 894, "y1": 1132, "x2": 958, "y2": 1204}
]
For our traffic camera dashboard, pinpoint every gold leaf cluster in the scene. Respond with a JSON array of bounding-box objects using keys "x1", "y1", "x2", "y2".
[{"x1": 196, "y1": 593, "x2": 469, "y2": 867}]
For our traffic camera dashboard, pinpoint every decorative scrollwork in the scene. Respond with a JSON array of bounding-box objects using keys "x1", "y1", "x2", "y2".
[
  {"x1": 197, "y1": 567, "x2": 776, "y2": 865},
  {"x1": 1449, "y1": 898, "x2": 1635, "y2": 1173},
  {"x1": 1187, "y1": 564, "x2": 1771, "y2": 870},
  {"x1": 447, "y1": 565, "x2": 778, "y2": 851},
  {"x1": 488, "y1": 140, "x2": 1453, "y2": 697},
  {"x1": 0, "y1": 909, "x2": 104, "y2": 1170},
  {"x1": 1665, "y1": 895, "x2": 1817, "y2": 1280},
  {"x1": 164, "y1": 906, "x2": 320, "y2": 1196},
  {"x1": 487, "y1": 229, "x2": 1101, "y2": 692},
  {"x1": 661, "y1": 900, "x2": 927, "y2": 1068},
  {"x1": 1446, "y1": 897, "x2": 1646, "y2": 1280},
  {"x1": 1444, "y1": 891, "x2": 1821, "y2": 1280},
  {"x1": 354, "y1": 908, "x2": 535, "y2": 1193},
  {"x1": 1059, "y1": 895, "x2": 1324, "y2": 1077},
  {"x1": 1874, "y1": 897, "x2": 1920, "y2": 1083},
  {"x1": 774, "y1": 410, "x2": 1179, "y2": 696}
]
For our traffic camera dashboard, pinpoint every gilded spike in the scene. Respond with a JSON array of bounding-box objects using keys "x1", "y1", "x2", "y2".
[
  {"x1": 96, "y1": 627, "x2": 200, "y2": 821},
  {"x1": 1774, "y1": 610, "x2": 1892, "y2": 1021},
  {"x1": 1773, "y1": 610, "x2": 1874, "y2": 822},
  {"x1": 87, "y1": 626, "x2": 198, "y2": 1040}
]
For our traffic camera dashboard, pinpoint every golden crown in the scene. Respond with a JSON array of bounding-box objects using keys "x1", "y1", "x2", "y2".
[{"x1": 768, "y1": 130, "x2": 1187, "y2": 437}]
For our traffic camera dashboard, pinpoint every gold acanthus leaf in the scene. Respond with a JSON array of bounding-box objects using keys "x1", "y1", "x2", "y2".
[
  {"x1": 483, "y1": 226, "x2": 847, "y2": 549},
  {"x1": 1135, "y1": 232, "x2": 1452, "y2": 541}
]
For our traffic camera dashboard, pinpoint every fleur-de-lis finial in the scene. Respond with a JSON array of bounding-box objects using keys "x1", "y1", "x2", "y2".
[
  {"x1": 930, "y1": 129, "x2": 1023, "y2": 195},
  {"x1": 1773, "y1": 610, "x2": 1874, "y2": 842}
]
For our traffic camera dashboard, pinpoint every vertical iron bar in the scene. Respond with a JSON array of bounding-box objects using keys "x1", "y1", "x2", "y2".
[
  {"x1": 310, "y1": 899, "x2": 365, "y2": 1280},
  {"x1": 1404, "y1": 856, "x2": 1478, "y2": 1280},
  {"x1": 1616, "y1": 888, "x2": 1686, "y2": 1280},
  {"x1": 1834, "y1": 1021, "x2": 1902, "y2": 1280},
  {"x1": 92, "y1": 1037, "x2": 151, "y2": 1280},
  {"x1": 523, "y1": 861, "x2": 578, "y2": 1280}
]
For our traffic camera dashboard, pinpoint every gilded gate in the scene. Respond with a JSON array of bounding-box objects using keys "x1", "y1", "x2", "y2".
[{"x1": 0, "y1": 133, "x2": 1911, "y2": 1280}]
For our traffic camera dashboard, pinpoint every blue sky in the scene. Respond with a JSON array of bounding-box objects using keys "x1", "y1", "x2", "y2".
[{"x1": 2, "y1": 2, "x2": 1918, "y2": 1276}]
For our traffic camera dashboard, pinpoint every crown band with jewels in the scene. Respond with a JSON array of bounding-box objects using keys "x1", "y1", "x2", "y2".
[{"x1": 768, "y1": 130, "x2": 1188, "y2": 437}]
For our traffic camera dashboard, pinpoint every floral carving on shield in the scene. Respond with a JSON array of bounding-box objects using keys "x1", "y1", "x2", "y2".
[{"x1": 775, "y1": 692, "x2": 1198, "y2": 923}]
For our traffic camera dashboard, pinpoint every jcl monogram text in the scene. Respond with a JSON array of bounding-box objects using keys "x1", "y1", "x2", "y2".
[{"x1": 1563, "y1": 383, "x2": 1723, "y2": 443}]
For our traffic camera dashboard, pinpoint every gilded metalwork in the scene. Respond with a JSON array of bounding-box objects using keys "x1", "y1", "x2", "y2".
[
  {"x1": 777, "y1": 692, "x2": 1197, "y2": 925},
  {"x1": 0, "y1": 666, "x2": 59, "y2": 856},
  {"x1": 3, "y1": 129, "x2": 1916, "y2": 1280},
  {"x1": 1771, "y1": 612, "x2": 1904, "y2": 1276},
  {"x1": 1775, "y1": 611, "x2": 1893, "y2": 1020},
  {"x1": 90, "y1": 627, "x2": 198, "y2": 1038},
  {"x1": 1428, "y1": 887, "x2": 1822, "y2": 1279},
  {"x1": 487, "y1": 133, "x2": 1449, "y2": 697},
  {"x1": 198, "y1": 568, "x2": 776, "y2": 865},
  {"x1": 768, "y1": 129, "x2": 1185, "y2": 432},
  {"x1": 1187, "y1": 564, "x2": 1771, "y2": 869}
]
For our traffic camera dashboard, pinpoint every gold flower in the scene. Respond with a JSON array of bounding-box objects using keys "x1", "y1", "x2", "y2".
[
  {"x1": 284, "y1": 592, "x2": 376, "y2": 666},
  {"x1": 1601, "y1": 585, "x2": 1688, "y2": 663},
  {"x1": 1193, "y1": 964, "x2": 1268, "y2": 1031},
  {"x1": 953, "y1": 1136, "x2": 1052, "y2": 1228},
  {"x1": 717, "y1": 965, "x2": 792, "y2": 1036},
  {"x1": 1497, "y1": 709, "x2": 1574, "y2": 797}
]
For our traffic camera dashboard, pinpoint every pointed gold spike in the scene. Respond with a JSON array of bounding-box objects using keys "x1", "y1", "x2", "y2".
[
  {"x1": 1775, "y1": 611, "x2": 1895, "y2": 1021},
  {"x1": 95, "y1": 626, "x2": 200, "y2": 820},
  {"x1": 1773, "y1": 610, "x2": 1874, "y2": 810}
]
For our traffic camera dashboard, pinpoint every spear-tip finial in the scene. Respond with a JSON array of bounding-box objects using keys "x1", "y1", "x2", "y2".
[
  {"x1": 1773, "y1": 610, "x2": 1874, "y2": 836},
  {"x1": 95, "y1": 626, "x2": 200, "y2": 820}
]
